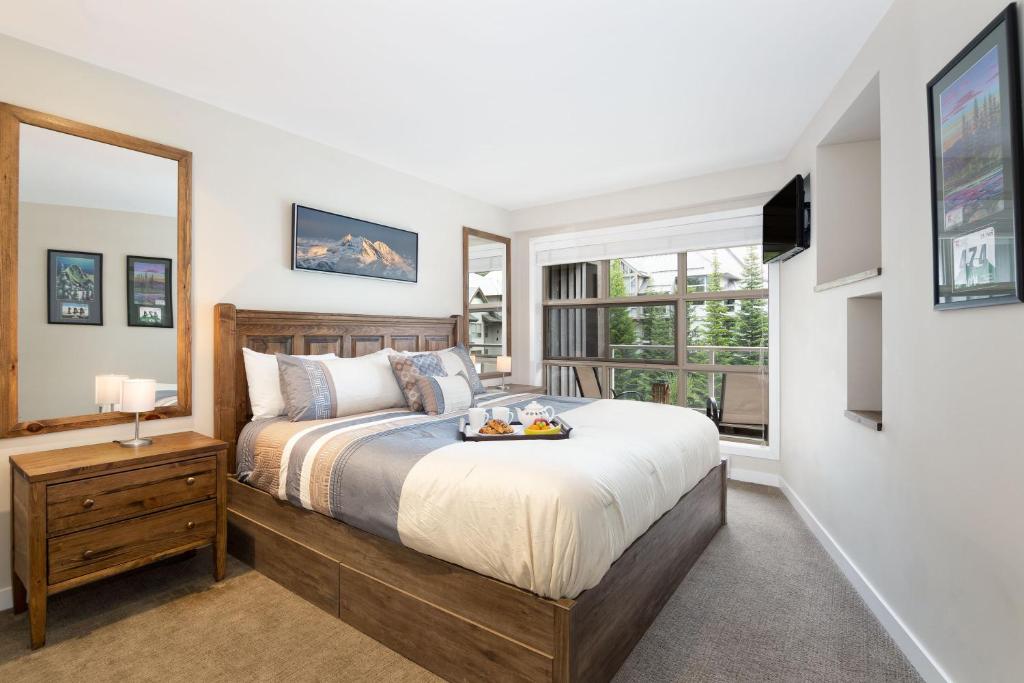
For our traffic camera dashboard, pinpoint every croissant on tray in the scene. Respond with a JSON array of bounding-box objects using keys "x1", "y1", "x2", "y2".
[{"x1": 479, "y1": 419, "x2": 514, "y2": 435}]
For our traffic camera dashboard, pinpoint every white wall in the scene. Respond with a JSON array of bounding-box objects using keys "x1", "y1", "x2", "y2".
[
  {"x1": 508, "y1": 1, "x2": 1024, "y2": 679},
  {"x1": 777, "y1": 0, "x2": 1024, "y2": 679},
  {"x1": 0, "y1": 35, "x2": 508, "y2": 601},
  {"x1": 18, "y1": 203, "x2": 178, "y2": 420}
]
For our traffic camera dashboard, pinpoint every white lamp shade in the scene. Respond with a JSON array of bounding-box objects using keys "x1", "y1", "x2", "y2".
[
  {"x1": 496, "y1": 355, "x2": 512, "y2": 373},
  {"x1": 95, "y1": 374, "x2": 129, "y2": 405},
  {"x1": 120, "y1": 379, "x2": 157, "y2": 413}
]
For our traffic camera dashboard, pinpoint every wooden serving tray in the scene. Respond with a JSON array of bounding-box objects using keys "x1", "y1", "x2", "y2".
[{"x1": 459, "y1": 418, "x2": 573, "y2": 442}]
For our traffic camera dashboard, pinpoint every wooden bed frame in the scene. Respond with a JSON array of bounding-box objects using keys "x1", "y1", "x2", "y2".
[{"x1": 213, "y1": 303, "x2": 726, "y2": 682}]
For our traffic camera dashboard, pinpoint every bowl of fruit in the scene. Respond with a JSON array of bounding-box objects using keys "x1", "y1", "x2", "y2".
[{"x1": 523, "y1": 418, "x2": 562, "y2": 435}]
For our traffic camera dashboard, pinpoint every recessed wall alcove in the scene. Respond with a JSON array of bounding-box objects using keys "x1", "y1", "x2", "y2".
[
  {"x1": 815, "y1": 74, "x2": 882, "y2": 292},
  {"x1": 846, "y1": 292, "x2": 882, "y2": 431}
]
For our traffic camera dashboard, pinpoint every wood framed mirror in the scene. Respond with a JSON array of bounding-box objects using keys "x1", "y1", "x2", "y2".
[
  {"x1": 463, "y1": 227, "x2": 511, "y2": 380},
  {"x1": 0, "y1": 103, "x2": 192, "y2": 438}
]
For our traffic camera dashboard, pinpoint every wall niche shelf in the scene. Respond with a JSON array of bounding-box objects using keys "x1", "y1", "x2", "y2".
[
  {"x1": 845, "y1": 409, "x2": 882, "y2": 431},
  {"x1": 815, "y1": 267, "x2": 882, "y2": 293},
  {"x1": 815, "y1": 75, "x2": 882, "y2": 290}
]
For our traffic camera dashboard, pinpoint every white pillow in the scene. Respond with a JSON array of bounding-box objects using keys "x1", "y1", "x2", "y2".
[
  {"x1": 416, "y1": 373, "x2": 475, "y2": 415},
  {"x1": 321, "y1": 350, "x2": 407, "y2": 417},
  {"x1": 242, "y1": 348, "x2": 337, "y2": 420},
  {"x1": 277, "y1": 349, "x2": 407, "y2": 420}
]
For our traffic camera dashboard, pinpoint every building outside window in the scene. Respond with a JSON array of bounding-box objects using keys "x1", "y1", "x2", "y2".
[{"x1": 467, "y1": 270, "x2": 504, "y2": 374}]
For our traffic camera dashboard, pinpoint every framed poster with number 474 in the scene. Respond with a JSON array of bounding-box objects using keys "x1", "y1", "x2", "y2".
[{"x1": 927, "y1": 3, "x2": 1024, "y2": 309}]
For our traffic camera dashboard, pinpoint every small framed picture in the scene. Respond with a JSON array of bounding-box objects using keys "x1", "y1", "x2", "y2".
[
  {"x1": 126, "y1": 255, "x2": 173, "y2": 328},
  {"x1": 48, "y1": 249, "x2": 103, "y2": 325},
  {"x1": 927, "y1": 5, "x2": 1024, "y2": 309}
]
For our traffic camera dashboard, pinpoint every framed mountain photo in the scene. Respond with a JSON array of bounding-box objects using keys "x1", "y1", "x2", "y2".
[
  {"x1": 927, "y1": 4, "x2": 1024, "y2": 309},
  {"x1": 126, "y1": 255, "x2": 173, "y2": 328},
  {"x1": 292, "y1": 204, "x2": 418, "y2": 283},
  {"x1": 47, "y1": 249, "x2": 103, "y2": 325}
]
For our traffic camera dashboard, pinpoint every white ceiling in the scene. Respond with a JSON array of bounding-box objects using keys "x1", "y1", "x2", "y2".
[
  {"x1": 0, "y1": 0, "x2": 892, "y2": 210},
  {"x1": 19, "y1": 124, "x2": 178, "y2": 216}
]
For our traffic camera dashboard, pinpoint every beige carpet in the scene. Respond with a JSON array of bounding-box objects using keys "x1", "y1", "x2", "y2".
[{"x1": 0, "y1": 482, "x2": 921, "y2": 682}]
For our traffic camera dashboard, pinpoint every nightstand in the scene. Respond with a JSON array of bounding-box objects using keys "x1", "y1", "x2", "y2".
[{"x1": 9, "y1": 431, "x2": 227, "y2": 649}]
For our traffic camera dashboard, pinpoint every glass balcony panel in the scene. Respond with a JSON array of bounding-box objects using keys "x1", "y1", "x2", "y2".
[{"x1": 611, "y1": 368, "x2": 678, "y2": 403}]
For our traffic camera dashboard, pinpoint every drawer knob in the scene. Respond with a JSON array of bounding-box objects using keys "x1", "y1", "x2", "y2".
[
  {"x1": 185, "y1": 521, "x2": 195, "y2": 530},
  {"x1": 82, "y1": 549, "x2": 94, "y2": 560},
  {"x1": 186, "y1": 477, "x2": 196, "y2": 486},
  {"x1": 82, "y1": 498, "x2": 95, "y2": 509}
]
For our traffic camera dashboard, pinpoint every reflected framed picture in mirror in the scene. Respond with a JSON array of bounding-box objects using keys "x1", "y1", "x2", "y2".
[
  {"x1": 47, "y1": 249, "x2": 103, "y2": 325},
  {"x1": 127, "y1": 255, "x2": 173, "y2": 328}
]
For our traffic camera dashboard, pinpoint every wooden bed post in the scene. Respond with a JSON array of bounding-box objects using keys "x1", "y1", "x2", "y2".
[
  {"x1": 452, "y1": 314, "x2": 465, "y2": 346},
  {"x1": 213, "y1": 303, "x2": 238, "y2": 472}
]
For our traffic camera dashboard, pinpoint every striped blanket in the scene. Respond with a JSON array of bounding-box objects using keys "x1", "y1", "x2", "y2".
[{"x1": 237, "y1": 390, "x2": 720, "y2": 598}]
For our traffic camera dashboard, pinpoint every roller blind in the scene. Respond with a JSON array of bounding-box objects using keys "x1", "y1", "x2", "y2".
[{"x1": 532, "y1": 207, "x2": 762, "y2": 266}]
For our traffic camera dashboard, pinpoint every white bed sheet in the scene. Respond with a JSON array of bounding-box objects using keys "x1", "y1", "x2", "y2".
[{"x1": 396, "y1": 398, "x2": 721, "y2": 599}]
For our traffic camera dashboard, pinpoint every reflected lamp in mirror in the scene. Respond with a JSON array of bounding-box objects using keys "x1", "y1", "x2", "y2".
[
  {"x1": 95, "y1": 374, "x2": 129, "y2": 413},
  {"x1": 496, "y1": 355, "x2": 512, "y2": 390},
  {"x1": 118, "y1": 378, "x2": 156, "y2": 448}
]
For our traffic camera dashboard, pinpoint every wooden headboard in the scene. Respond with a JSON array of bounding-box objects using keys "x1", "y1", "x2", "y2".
[{"x1": 213, "y1": 303, "x2": 463, "y2": 471}]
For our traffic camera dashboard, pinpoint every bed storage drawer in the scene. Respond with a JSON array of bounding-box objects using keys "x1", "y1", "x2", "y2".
[
  {"x1": 46, "y1": 456, "x2": 217, "y2": 535},
  {"x1": 48, "y1": 500, "x2": 216, "y2": 585}
]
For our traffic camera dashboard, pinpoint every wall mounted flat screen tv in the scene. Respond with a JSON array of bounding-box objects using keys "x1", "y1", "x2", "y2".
[
  {"x1": 763, "y1": 174, "x2": 810, "y2": 264},
  {"x1": 292, "y1": 204, "x2": 418, "y2": 283}
]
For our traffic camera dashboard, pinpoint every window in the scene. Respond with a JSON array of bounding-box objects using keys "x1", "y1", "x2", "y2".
[{"x1": 542, "y1": 246, "x2": 770, "y2": 445}]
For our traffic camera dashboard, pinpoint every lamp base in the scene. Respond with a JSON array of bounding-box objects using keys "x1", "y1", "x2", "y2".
[
  {"x1": 117, "y1": 412, "x2": 152, "y2": 448},
  {"x1": 117, "y1": 437, "x2": 153, "y2": 448}
]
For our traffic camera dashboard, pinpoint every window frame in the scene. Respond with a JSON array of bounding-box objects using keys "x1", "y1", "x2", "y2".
[{"x1": 541, "y1": 250, "x2": 774, "y2": 452}]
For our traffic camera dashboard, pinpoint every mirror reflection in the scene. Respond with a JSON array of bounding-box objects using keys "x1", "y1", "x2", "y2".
[
  {"x1": 466, "y1": 234, "x2": 507, "y2": 374},
  {"x1": 17, "y1": 124, "x2": 179, "y2": 421}
]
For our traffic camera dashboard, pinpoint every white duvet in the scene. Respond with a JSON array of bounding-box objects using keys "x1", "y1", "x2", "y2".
[{"x1": 396, "y1": 399, "x2": 721, "y2": 599}]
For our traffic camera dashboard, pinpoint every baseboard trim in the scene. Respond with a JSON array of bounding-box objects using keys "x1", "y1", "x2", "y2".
[
  {"x1": 728, "y1": 467, "x2": 779, "y2": 487},
  {"x1": 0, "y1": 586, "x2": 12, "y2": 611},
  {"x1": 779, "y1": 478, "x2": 950, "y2": 683}
]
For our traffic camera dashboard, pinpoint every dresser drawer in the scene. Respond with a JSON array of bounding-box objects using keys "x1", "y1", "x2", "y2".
[
  {"x1": 47, "y1": 456, "x2": 216, "y2": 535},
  {"x1": 48, "y1": 499, "x2": 216, "y2": 585}
]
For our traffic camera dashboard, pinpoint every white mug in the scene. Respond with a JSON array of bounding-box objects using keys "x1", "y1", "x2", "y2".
[
  {"x1": 490, "y1": 406, "x2": 511, "y2": 423},
  {"x1": 467, "y1": 407, "x2": 487, "y2": 431}
]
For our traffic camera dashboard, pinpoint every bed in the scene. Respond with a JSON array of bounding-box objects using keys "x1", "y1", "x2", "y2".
[{"x1": 214, "y1": 304, "x2": 726, "y2": 682}]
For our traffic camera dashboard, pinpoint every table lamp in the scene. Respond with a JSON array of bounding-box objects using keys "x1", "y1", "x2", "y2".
[
  {"x1": 118, "y1": 378, "x2": 156, "y2": 447},
  {"x1": 95, "y1": 374, "x2": 128, "y2": 413},
  {"x1": 496, "y1": 355, "x2": 512, "y2": 390}
]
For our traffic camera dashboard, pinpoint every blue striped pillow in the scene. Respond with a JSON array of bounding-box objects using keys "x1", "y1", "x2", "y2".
[{"x1": 415, "y1": 373, "x2": 475, "y2": 416}]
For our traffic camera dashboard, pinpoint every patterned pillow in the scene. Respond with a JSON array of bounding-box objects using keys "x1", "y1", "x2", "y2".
[
  {"x1": 278, "y1": 355, "x2": 336, "y2": 421},
  {"x1": 404, "y1": 345, "x2": 486, "y2": 395},
  {"x1": 445, "y1": 345, "x2": 486, "y2": 395},
  {"x1": 388, "y1": 352, "x2": 446, "y2": 411},
  {"x1": 416, "y1": 373, "x2": 475, "y2": 415},
  {"x1": 276, "y1": 350, "x2": 406, "y2": 421}
]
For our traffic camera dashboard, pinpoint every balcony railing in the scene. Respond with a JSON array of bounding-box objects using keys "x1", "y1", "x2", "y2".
[{"x1": 607, "y1": 343, "x2": 767, "y2": 366}]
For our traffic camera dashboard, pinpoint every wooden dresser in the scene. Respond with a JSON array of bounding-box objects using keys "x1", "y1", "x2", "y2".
[{"x1": 9, "y1": 431, "x2": 227, "y2": 649}]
